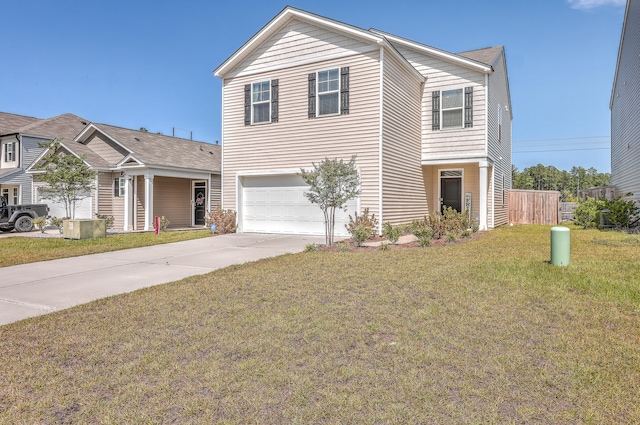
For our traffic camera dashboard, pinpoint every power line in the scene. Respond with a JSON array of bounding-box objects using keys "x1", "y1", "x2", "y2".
[
  {"x1": 513, "y1": 135, "x2": 609, "y2": 143},
  {"x1": 514, "y1": 147, "x2": 610, "y2": 154},
  {"x1": 513, "y1": 140, "x2": 609, "y2": 148}
]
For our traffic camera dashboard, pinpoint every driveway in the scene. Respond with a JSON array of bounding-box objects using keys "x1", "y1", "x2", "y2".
[{"x1": 0, "y1": 233, "x2": 324, "y2": 326}]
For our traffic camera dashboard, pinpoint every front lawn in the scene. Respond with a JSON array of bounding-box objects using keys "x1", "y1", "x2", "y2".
[
  {"x1": 0, "y1": 230, "x2": 210, "y2": 267},
  {"x1": 1, "y1": 225, "x2": 639, "y2": 423}
]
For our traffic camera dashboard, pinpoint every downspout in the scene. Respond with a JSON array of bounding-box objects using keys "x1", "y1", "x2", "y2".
[
  {"x1": 221, "y1": 77, "x2": 225, "y2": 212},
  {"x1": 484, "y1": 73, "x2": 490, "y2": 230},
  {"x1": 378, "y1": 46, "x2": 384, "y2": 235}
]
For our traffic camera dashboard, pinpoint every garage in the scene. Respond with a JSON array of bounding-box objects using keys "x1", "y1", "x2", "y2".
[
  {"x1": 240, "y1": 175, "x2": 357, "y2": 236},
  {"x1": 35, "y1": 185, "x2": 93, "y2": 219}
]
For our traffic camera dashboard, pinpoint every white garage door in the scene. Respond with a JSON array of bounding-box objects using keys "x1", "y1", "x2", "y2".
[
  {"x1": 35, "y1": 186, "x2": 93, "y2": 219},
  {"x1": 241, "y1": 175, "x2": 357, "y2": 236}
]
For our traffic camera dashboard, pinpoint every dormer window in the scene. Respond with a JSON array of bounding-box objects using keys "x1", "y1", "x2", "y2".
[{"x1": 4, "y1": 142, "x2": 15, "y2": 163}]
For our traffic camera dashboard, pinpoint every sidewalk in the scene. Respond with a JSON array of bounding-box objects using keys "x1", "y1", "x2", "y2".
[{"x1": 0, "y1": 233, "x2": 323, "y2": 326}]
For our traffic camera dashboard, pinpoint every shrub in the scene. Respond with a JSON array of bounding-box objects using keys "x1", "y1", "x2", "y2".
[
  {"x1": 33, "y1": 216, "x2": 47, "y2": 232},
  {"x1": 49, "y1": 216, "x2": 64, "y2": 229},
  {"x1": 95, "y1": 214, "x2": 115, "y2": 229},
  {"x1": 205, "y1": 204, "x2": 237, "y2": 234},
  {"x1": 574, "y1": 197, "x2": 606, "y2": 229},
  {"x1": 461, "y1": 230, "x2": 471, "y2": 238},
  {"x1": 379, "y1": 242, "x2": 389, "y2": 251},
  {"x1": 442, "y1": 207, "x2": 469, "y2": 234},
  {"x1": 446, "y1": 232, "x2": 458, "y2": 243},
  {"x1": 337, "y1": 242, "x2": 351, "y2": 252},
  {"x1": 346, "y1": 208, "x2": 378, "y2": 241},
  {"x1": 351, "y1": 224, "x2": 373, "y2": 247},
  {"x1": 573, "y1": 196, "x2": 639, "y2": 230},
  {"x1": 382, "y1": 222, "x2": 401, "y2": 244},
  {"x1": 304, "y1": 243, "x2": 318, "y2": 252},
  {"x1": 159, "y1": 216, "x2": 170, "y2": 231},
  {"x1": 409, "y1": 218, "x2": 434, "y2": 247}
]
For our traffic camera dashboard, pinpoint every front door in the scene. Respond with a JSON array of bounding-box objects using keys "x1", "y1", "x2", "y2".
[
  {"x1": 193, "y1": 182, "x2": 206, "y2": 226},
  {"x1": 441, "y1": 177, "x2": 462, "y2": 213}
]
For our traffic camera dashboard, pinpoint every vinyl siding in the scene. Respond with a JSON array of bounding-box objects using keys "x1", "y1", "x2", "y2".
[
  {"x1": 83, "y1": 131, "x2": 129, "y2": 164},
  {"x1": 154, "y1": 176, "x2": 191, "y2": 228},
  {"x1": 422, "y1": 163, "x2": 481, "y2": 222},
  {"x1": 381, "y1": 50, "x2": 429, "y2": 224},
  {"x1": 231, "y1": 18, "x2": 374, "y2": 77},
  {"x1": 611, "y1": 0, "x2": 640, "y2": 205},
  {"x1": 394, "y1": 46, "x2": 487, "y2": 159},
  {"x1": 0, "y1": 135, "x2": 48, "y2": 203},
  {"x1": 222, "y1": 50, "x2": 382, "y2": 218},
  {"x1": 210, "y1": 173, "x2": 221, "y2": 207},
  {"x1": 487, "y1": 50, "x2": 511, "y2": 226},
  {"x1": 135, "y1": 176, "x2": 146, "y2": 230},
  {"x1": 97, "y1": 172, "x2": 114, "y2": 217}
]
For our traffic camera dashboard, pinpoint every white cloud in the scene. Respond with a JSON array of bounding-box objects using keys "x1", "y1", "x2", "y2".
[{"x1": 568, "y1": 0, "x2": 626, "y2": 10}]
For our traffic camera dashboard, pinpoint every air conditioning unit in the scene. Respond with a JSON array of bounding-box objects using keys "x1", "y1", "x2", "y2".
[{"x1": 63, "y1": 219, "x2": 106, "y2": 239}]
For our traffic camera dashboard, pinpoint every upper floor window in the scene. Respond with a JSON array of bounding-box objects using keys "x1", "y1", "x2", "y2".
[
  {"x1": 498, "y1": 105, "x2": 503, "y2": 142},
  {"x1": 4, "y1": 142, "x2": 15, "y2": 163},
  {"x1": 432, "y1": 87, "x2": 473, "y2": 130},
  {"x1": 244, "y1": 80, "x2": 279, "y2": 125},
  {"x1": 308, "y1": 67, "x2": 349, "y2": 118}
]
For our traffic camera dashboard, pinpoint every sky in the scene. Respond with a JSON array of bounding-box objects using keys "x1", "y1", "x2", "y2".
[{"x1": 1, "y1": 0, "x2": 627, "y2": 173}]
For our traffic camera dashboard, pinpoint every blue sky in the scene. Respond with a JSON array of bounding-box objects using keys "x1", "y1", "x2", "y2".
[{"x1": 1, "y1": 0, "x2": 626, "y2": 173}]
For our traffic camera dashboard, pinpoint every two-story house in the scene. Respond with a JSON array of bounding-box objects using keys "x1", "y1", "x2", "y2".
[
  {"x1": 214, "y1": 7, "x2": 512, "y2": 236},
  {"x1": 1, "y1": 112, "x2": 221, "y2": 231},
  {"x1": 611, "y1": 0, "x2": 640, "y2": 206}
]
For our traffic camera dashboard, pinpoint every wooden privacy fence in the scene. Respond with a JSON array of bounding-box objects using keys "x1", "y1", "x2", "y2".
[
  {"x1": 578, "y1": 186, "x2": 616, "y2": 200},
  {"x1": 508, "y1": 190, "x2": 561, "y2": 225}
]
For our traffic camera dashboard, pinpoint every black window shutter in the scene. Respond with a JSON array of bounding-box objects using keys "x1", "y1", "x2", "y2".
[
  {"x1": 464, "y1": 87, "x2": 473, "y2": 128},
  {"x1": 340, "y1": 67, "x2": 349, "y2": 115},
  {"x1": 432, "y1": 91, "x2": 440, "y2": 130},
  {"x1": 244, "y1": 84, "x2": 251, "y2": 126},
  {"x1": 271, "y1": 79, "x2": 279, "y2": 123},
  {"x1": 308, "y1": 73, "x2": 316, "y2": 118},
  {"x1": 114, "y1": 178, "x2": 119, "y2": 197}
]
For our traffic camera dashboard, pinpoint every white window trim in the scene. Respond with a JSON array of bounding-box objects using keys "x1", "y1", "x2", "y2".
[
  {"x1": 251, "y1": 80, "x2": 271, "y2": 125},
  {"x1": 440, "y1": 88, "x2": 464, "y2": 129},
  {"x1": 317, "y1": 68, "x2": 340, "y2": 117}
]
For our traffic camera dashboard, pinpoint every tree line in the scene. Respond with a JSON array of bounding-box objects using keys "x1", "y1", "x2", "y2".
[{"x1": 512, "y1": 164, "x2": 611, "y2": 201}]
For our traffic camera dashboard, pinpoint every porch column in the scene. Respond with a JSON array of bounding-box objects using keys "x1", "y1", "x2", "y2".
[
  {"x1": 144, "y1": 174, "x2": 154, "y2": 231},
  {"x1": 479, "y1": 163, "x2": 488, "y2": 231},
  {"x1": 123, "y1": 177, "x2": 133, "y2": 231}
]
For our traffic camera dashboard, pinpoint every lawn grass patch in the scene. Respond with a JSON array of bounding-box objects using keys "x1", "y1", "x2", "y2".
[
  {"x1": 0, "y1": 230, "x2": 210, "y2": 267},
  {"x1": 1, "y1": 225, "x2": 639, "y2": 423}
]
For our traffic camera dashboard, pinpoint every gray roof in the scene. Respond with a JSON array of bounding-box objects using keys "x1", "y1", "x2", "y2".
[
  {"x1": 457, "y1": 46, "x2": 503, "y2": 67},
  {"x1": 2, "y1": 112, "x2": 220, "y2": 174},
  {"x1": 92, "y1": 124, "x2": 221, "y2": 173}
]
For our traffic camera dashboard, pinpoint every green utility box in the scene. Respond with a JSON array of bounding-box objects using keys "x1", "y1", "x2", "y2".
[
  {"x1": 550, "y1": 226, "x2": 570, "y2": 266},
  {"x1": 63, "y1": 219, "x2": 106, "y2": 240}
]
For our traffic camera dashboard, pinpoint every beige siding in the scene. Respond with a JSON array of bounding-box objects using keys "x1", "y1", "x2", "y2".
[
  {"x1": 97, "y1": 172, "x2": 114, "y2": 217},
  {"x1": 381, "y1": 51, "x2": 428, "y2": 224},
  {"x1": 84, "y1": 131, "x2": 129, "y2": 164},
  {"x1": 487, "y1": 51, "x2": 511, "y2": 227},
  {"x1": 210, "y1": 174, "x2": 221, "y2": 207},
  {"x1": 154, "y1": 177, "x2": 191, "y2": 228},
  {"x1": 611, "y1": 0, "x2": 640, "y2": 205},
  {"x1": 231, "y1": 18, "x2": 374, "y2": 77},
  {"x1": 394, "y1": 45, "x2": 487, "y2": 159},
  {"x1": 422, "y1": 163, "x2": 481, "y2": 222},
  {"x1": 223, "y1": 50, "x2": 382, "y2": 218}
]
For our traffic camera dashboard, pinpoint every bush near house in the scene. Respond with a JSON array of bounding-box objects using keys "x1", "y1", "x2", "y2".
[
  {"x1": 206, "y1": 205, "x2": 237, "y2": 234},
  {"x1": 574, "y1": 194, "x2": 639, "y2": 230}
]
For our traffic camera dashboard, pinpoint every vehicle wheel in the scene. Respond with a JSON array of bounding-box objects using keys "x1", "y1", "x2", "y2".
[{"x1": 14, "y1": 216, "x2": 33, "y2": 233}]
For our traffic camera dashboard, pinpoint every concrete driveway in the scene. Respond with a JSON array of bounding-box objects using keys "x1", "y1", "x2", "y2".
[{"x1": 0, "y1": 233, "x2": 323, "y2": 326}]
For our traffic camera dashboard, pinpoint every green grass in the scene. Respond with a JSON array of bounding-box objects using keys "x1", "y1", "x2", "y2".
[
  {"x1": 1, "y1": 224, "x2": 639, "y2": 423},
  {"x1": 0, "y1": 230, "x2": 211, "y2": 267}
]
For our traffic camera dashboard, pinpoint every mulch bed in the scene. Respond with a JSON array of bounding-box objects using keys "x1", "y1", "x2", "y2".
[{"x1": 318, "y1": 231, "x2": 488, "y2": 252}]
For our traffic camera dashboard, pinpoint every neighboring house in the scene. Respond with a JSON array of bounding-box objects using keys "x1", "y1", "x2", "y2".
[
  {"x1": 611, "y1": 0, "x2": 640, "y2": 206},
  {"x1": 0, "y1": 112, "x2": 221, "y2": 231},
  {"x1": 214, "y1": 7, "x2": 512, "y2": 236}
]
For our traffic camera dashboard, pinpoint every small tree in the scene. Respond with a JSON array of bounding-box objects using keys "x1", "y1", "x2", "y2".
[
  {"x1": 300, "y1": 156, "x2": 360, "y2": 247},
  {"x1": 37, "y1": 140, "x2": 97, "y2": 219}
]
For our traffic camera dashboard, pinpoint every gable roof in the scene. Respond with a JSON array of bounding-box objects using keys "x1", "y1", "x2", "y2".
[
  {"x1": 5, "y1": 112, "x2": 220, "y2": 174},
  {"x1": 214, "y1": 6, "x2": 424, "y2": 82},
  {"x1": 457, "y1": 46, "x2": 504, "y2": 68}
]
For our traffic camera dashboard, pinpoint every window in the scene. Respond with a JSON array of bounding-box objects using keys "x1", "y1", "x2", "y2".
[
  {"x1": 4, "y1": 142, "x2": 15, "y2": 162},
  {"x1": 244, "y1": 80, "x2": 278, "y2": 125},
  {"x1": 308, "y1": 67, "x2": 349, "y2": 118},
  {"x1": 114, "y1": 178, "x2": 126, "y2": 197},
  {"x1": 502, "y1": 173, "x2": 506, "y2": 206},
  {"x1": 432, "y1": 87, "x2": 473, "y2": 130},
  {"x1": 252, "y1": 81, "x2": 270, "y2": 124},
  {"x1": 318, "y1": 68, "x2": 339, "y2": 115},
  {"x1": 498, "y1": 105, "x2": 503, "y2": 142},
  {"x1": 12, "y1": 187, "x2": 18, "y2": 205},
  {"x1": 441, "y1": 89, "x2": 463, "y2": 128}
]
